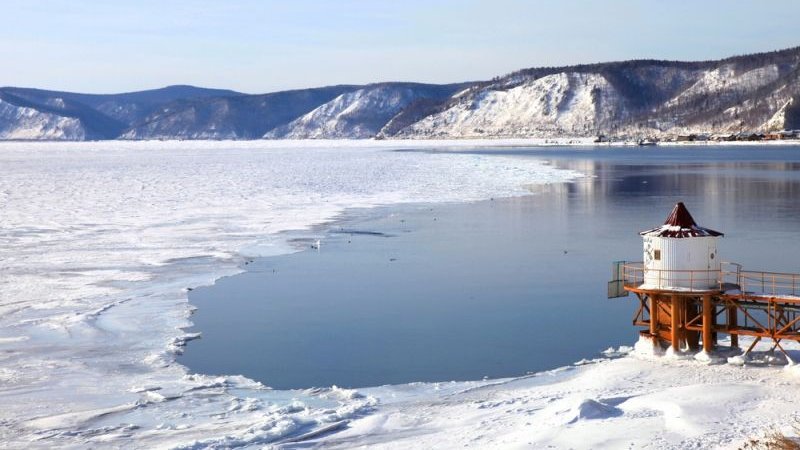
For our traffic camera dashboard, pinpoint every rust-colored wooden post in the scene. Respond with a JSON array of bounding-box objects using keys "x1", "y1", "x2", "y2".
[
  {"x1": 711, "y1": 296, "x2": 718, "y2": 346},
  {"x1": 727, "y1": 304, "x2": 738, "y2": 348},
  {"x1": 649, "y1": 295, "x2": 658, "y2": 336},
  {"x1": 671, "y1": 294, "x2": 681, "y2": 351},
  {"x1": 702, "y1": 294, "x2": 713, "y2": 352},
  {"x1": 686, "y1": 299, "x2": 700, "y2": 350}
]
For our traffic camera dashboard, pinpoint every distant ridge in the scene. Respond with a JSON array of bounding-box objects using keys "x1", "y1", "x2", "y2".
[{"x1": 2, "y1": 46, "x2": 800, "y2": 140}]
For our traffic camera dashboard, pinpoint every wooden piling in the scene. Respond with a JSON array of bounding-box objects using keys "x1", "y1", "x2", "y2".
[
  {"x1": 727, "y1": 304, "x2": 738, "y2": 348},
  {"x1": 649, "y1": 295, "x2": 658, "y2": 336},
  {"x1": 702, "y1": 294, "x2": 713, "y2": 352},
  {"x1": 685, "y1": 300, "x2": 700, "y2": 350},
  {"x1": 671, "y1": 294, "x2": 681, "y2": 351}
]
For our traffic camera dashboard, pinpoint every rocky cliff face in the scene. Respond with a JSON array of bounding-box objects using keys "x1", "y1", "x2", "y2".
[{"x1": 2, "y1": 46, "x2": 800, "y2": 140}]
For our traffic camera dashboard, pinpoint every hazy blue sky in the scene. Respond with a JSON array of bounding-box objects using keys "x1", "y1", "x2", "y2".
[{"x1": 3, "y1": 1, "x2": 800, "y2": 94}]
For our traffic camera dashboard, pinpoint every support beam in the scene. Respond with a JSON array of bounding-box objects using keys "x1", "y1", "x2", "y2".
[
  {"x1": 671, "y1": 294, "x2": 681, "y2": 352},
  {"x1": 649, "y1": 295, "x2": 658, "y2": 336},
  {"x1": 711, "y1": 298, "x2": 718, "y2": 345},
  {"x1": 624, "y1": 282, "x2": 800, "y2": 357},
  {"x1": 685, "y1": 299, "x2": 700, "y2": 350},
  {"x1": 727, "y1": 304, "x2": 738, "y2": 348},
  {"x1": 745, "y1": 336, "x2": 761, "y2": 355},
  {"x1": 702, "y1": 294, "x2": 713, "y2": 352}
]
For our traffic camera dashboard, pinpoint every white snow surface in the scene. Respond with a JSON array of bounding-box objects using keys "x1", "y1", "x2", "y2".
[
  {"x1": 665, "y1": 64, "x2": 781, "y2": 109},
  {"x1": 4, "y1": 140, "x2": 800, "y2": 449},
  {"x1": 399, "y1": 73, "x2": 625, "y2": 138},
  {"x1": 765, "y1": 98, "x2": 794, "y2": 131},
  {"x1": 306, "y1": 337, "x2": 800, "y2": 450},
  {"x1": 0, "y1": 140, "x2": 583, "y2": 448}
]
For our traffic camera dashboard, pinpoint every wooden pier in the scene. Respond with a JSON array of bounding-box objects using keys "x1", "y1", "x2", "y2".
[
  {"x1": 612, "y1": 261, "x2": 800, "y2": 358},
  {"x1": 608, "y1": 202, "x2": 800, "y2": 360}
]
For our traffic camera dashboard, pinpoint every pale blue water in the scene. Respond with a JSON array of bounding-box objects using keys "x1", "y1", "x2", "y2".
[{"x1": 179, "y1": 146, "x2": 800, "y2": 389}]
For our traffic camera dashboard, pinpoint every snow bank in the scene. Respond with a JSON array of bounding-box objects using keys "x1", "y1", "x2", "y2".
[
  {"x1": 0, "y1": 140, "x2": 581, "y2": 448},
  {"x1": 315, "y1": 338, "x2": 800, "y2": 449}
]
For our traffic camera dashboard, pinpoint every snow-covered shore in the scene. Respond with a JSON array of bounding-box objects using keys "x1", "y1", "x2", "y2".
[
  {"x1": 3, "y1": 136, "x2": 800, "y2": 148},
  {"x1": 310, "y1": 337, "x2": 800, "y2": 449}
]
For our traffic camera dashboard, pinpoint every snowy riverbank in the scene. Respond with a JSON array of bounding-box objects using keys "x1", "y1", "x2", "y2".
[{"x1": 310, "y1": 336, "x2": 800, "y2": 449}]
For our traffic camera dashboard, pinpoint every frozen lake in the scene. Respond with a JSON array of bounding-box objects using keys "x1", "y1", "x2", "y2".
[
  {"x1": 180, "y1": 146, "x2": 800, "y2": 389},
  {"x1": 0, "y1": 141, "x2": 585, "y2": 447}
]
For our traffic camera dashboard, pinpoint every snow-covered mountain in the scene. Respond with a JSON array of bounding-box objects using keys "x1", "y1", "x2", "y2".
[
  {"x1": 396, "y1": 47, "x2": 800, "y2": 138},
  {"x1": 0, "y1": 85, "x2": 242, "y2": 140},
  {"x1": 3, "y1": 46, "x2": 800, "y2": 140},
  {"x1": 121, "y1": 86, "x2": 357, "y2": 140},
  {"x1": 264, "y1": 83, "x2": 462, "y2": 139},
  {"x1": 396, "y1": 73, "x2": 628, "y2": 138},
  {"x1": 0, "y1": 97, "x2": 86, "y2": 140}
]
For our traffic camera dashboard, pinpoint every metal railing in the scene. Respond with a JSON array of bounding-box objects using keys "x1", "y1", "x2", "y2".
[
  {"x1": 619, "y1": 261, "x2": 800, "y2": 298},
  {"x1": 621, "y1": 262, "x2": 721, "y2": 292},
  {"x1": 737, "y1": 270, "x2": 800, "y2": 298}
]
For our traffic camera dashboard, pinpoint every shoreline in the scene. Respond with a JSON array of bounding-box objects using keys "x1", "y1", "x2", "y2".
[{"x1": 2, "y1": 137, "x2": 800, "y2": 149}]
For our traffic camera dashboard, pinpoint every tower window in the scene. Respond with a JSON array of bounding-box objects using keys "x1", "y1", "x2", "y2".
[{"x1": 654, "y1": 249, "x2": 661, "y2": 261}]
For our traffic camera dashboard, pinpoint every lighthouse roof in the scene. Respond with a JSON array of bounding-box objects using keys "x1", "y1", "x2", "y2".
[{"x1": 640, "y1": 202, "x2": 723, "y2": 238}]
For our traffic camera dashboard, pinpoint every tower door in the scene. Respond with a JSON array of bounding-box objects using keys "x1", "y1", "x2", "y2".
[{"x1": 707, "y1": 240, "x2": 717, "y2": 271}]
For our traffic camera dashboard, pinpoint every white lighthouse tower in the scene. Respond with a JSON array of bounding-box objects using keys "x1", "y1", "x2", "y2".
[{"x1": 640, "y1": 202, "x2": 723, "y2": 290}]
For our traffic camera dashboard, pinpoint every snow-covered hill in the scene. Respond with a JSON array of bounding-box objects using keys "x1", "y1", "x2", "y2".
[
  {"x1": 0, "y1": 97, "x2": 86, "y2": 140},
  {"x1": 394, "y1": 48, "x2": 800, "y2": 138},
  {"x1": 396, "y1": 73, "x2": 628, "y2": 138},
  {"x1": 3, "y1": 46, "x2": 800, "y2": 140},
  {"x1": 0, "y1": 86, "x2": 238, "y2": 140},
  {"x1": 264, "y1": 84, "x2": 460, "y2": 139},
  {"x1": 122, "y1": 86, "x2": 357, "y2": 140}
]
